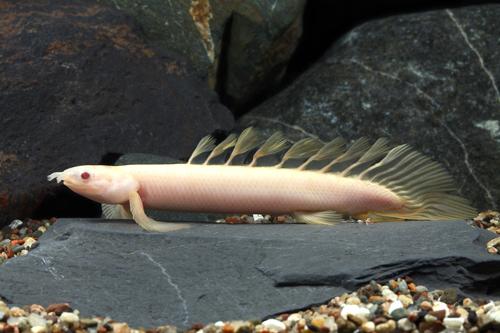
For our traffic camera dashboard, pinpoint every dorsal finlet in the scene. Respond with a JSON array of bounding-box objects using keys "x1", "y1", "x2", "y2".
[
  {"x1": 250, "y1": 131, "x2": 289, "y2": 166},
  {"x1": 226, "y1": 127, "x2": 264, "y2": 165},
  {"x1": 320, "y1": 137, "x2": 371, "y2": 173},
  {"x1": 188, "y1": 135, "x2": 216, "y2": 164},
  {"x1": 204, "y1": 133, "x2": 237, "y2": 165},
  {"x1": 276, "y1": 137, "x2": 324, "y2": 168},
  {"x1": 299, "y1": 137, "x2": 346, "y2": 170},
  {"x1": 341, "y1": 138, "x2": 392, "y2": 176}
]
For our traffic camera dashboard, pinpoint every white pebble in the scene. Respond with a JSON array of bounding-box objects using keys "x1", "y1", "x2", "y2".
[
  {"x1": 484, "y1": 302, "x2": 496, "y2": 312},
  {"x1": 443, "y1": 317, "x2": 464, "y2": 331},
  {"x1": 397, "y1": 318, "x2": 415, "y2": 331},
  {"x1": 488, "y1": 310, "x2": 500, "y2": 323},
  {"x1": 381, "y1": 288, "x2": 398, "y2": 302},
  {"x1": 341, "y1": 304, "x2": 371, "y2": 320},
  {"x1": 388, "y1": 300, "x2": 404, "y2": 314},
  {"x1": 214, "y1": 321, "x2": 225, "y2": 327},
  {"x1": 323, "y1": 317, "x2": 337, "y2": 332},
  {"x1": 432, "y1": 301, "x2": 450, "y2": 316},
  {"x1": 59, "y1": 312, "x2": 79, "y2": 324},
  {"x1": 286, "y1": 313, "x2": 302, "y2": 322},
  {"x1": 9, "y1": 219, "x2": 23, "y2": 229},
  {"x1": 31, "y1": 326, "x2": 47, "y2": 333},
  {"x1": 28, "y1": 313, "x2": 47, "y2": 327},
  {"x1": 253, "y1": 214, "x2": 265, "y2": 222},
  {"x1": 261, "y1": 319, "x2": 286, "y2": 331}
]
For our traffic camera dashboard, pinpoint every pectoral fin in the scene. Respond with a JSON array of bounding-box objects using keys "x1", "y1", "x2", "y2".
[
  {"x1": 128, "y1": 191, "x2": 191, "y2": 232},
  {"x1": 293, "y1": 211, "x2": 343, "y2": 225},
  {"x1": 102, "y1": 203, "x2": 132, "y2": 219}
]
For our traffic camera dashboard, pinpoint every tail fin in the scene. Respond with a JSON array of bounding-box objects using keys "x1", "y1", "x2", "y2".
[{"x1": 358, "y1": 144, "x2": 476, "y2": 221}]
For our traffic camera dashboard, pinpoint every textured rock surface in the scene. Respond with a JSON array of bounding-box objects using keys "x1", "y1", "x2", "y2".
[
  {"x1": 99, "y1": 0, "x2": 306, "y2": 109},
  {"x1": 0, "y1": 219, "x2": 498, "y2": 328},
  {"x1": 240, "y1": 5, "x2": 500, "y2": 210},
  {"x1": 0, "y1": 0, "x2": 233, "y2": 225}
]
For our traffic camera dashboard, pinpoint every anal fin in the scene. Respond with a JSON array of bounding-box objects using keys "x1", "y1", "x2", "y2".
[
  {"x1": 293, "y1": 211, "x2": 343, "y2": 225},
  {"x1": 128, "y1": 191, "x2": 191, "y2": 232}
]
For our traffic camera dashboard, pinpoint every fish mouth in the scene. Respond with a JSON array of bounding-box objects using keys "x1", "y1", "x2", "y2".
[{"x1": 47, "y1": 172, "x2": 64, "y2": 183}]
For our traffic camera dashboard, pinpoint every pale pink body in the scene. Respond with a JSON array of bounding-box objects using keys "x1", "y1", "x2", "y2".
[{"x1": 121, "y1": 164, "x2": 404, "y2": 215}]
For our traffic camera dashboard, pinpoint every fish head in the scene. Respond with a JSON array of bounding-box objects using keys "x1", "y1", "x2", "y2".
[{"x1": 48, "y1": 165, "x2": 139, "y2": 204}]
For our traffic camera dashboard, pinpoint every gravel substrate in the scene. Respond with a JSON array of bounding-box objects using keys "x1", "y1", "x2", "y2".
[
  {"x1": 0, "y1": 278, "x2": 499, "y2": 333},
  {"x1": 0, "y1": 218, "x2": 56, "y2": 265},
  {"x1": 1, "y1": 214, "x2": 499, "y2": 332}
]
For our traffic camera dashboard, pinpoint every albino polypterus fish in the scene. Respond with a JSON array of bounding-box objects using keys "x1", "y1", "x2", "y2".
[{"x1": 47, "y1": 127, "x2": 476, "y2": 232}]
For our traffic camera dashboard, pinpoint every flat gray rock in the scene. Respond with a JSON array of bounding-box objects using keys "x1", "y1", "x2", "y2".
[{"x1": 0, "y1": 219, "x2": 498, "y2": 329}]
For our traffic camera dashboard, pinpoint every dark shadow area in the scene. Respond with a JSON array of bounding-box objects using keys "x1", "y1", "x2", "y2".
[{"x1": 33, "y1": 186, "x2": 101, "y2": 220}]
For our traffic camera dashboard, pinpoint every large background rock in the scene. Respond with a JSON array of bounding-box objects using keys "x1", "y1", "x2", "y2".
[
  {"x1": 240, "y1": 5, "x2": 500, "y2": 211},
  {"x1": 99, "y1": 0, "x2": 306, "y2": 110},
  {"x1": 0, "y1": 0, "x2": 234, "y2": 225},
  {"x1": 0, "y1": 219, "x2": 498, "y2": 328}
]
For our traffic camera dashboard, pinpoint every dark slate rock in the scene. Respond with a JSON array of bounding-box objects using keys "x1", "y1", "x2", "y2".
[
  {"x1": 99, "y1": 0, "x2": 306, "y2": 109},
  {"x1": 0, "y1": 219, "x2": 498, "y2": 328},
  {"x1": 240, "y1": 5, "x2": 500, "y2": 210},
  {"x1": 0, "y1": 0, "x2": 233, "y2": 225}
]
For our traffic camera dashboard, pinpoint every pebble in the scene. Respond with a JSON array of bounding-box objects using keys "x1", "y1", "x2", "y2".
[
  {"x1": 397, "y1": 318, "x2": 415, "y2": 331},
  {"x1": 432, "y1": 301, "x2": 450, "y2": 316},
  {"x1": 415, "y1": 285, "x2": 428, "y2": 293},
  {"x1": 261, "y1": 319, "x2": 285, "y2": 331},
  {"x1": 31, "y1": 326, "x2": 47, "y2": 333},
  {"x1": 381, "y1": 288, "x2": 398, "y2": 302},
  {"x1": 388, "y1": 300, "x2": 403, "y2": 314},
  {"x1": 286, "y1": 313, "x2": 302, "y2": 322},
  {"x1": 397, "y1": 280, "x2": 409, "y2": 294},
  {"x1": 341, "y1": 304, "x2": 371, "y2": 320},
  {"x1": 488, "y1": 309, "x2": 500, "y2": 323},
  {"x1": 389, "y1": 308, "x2": 407, "y2": 320},
  {"x1": 59, "y1": 312, "x2": 79, "y2": 325},
  {"x1": 27, "y1": 313, "x2": 47, "y2": 327},
  {"x1": 374, "y1": 319, "x2": 396, "y2": 333},
  {"x1": 9, "y1": 219, "x2": 24, "y2": 229},
  {"x1": 323, "y1": 317, "x2": 337, "y2": 332},
  {"x1": 360, "y1": 321, "x2": 375, "y2": 332},
  {"x1": 443, "y1": 317, "x2": 464, "y2": 331},
  {"x1": 397, "y1": 295, "x2": 413, "y2": 307}
]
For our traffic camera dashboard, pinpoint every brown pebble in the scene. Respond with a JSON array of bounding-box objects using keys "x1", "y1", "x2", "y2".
[
  {"x1": 0, "y1": 323, "x2": 15, "y2": 333},
  {"x1": 97, "y1": 325, "x2": 108, "y2": 333},
  {"x1": 46, "y1": 303, "x2": 72, "y2": 315},
  {"x1": 225, "y1": 216, "x2": 240, "y2": 224},
  {"x1": 275, "y1": 216, "x2": 287, "y2": 223},
  {"x1": 429, "y1": 310, "x2": 446, "y2": 321},
  {"x1": 368, "y1": 296, "x2": 384, "y2": 303},
  {"x1": 222, "y1": 324, "x2": 234, "y2": 333}
]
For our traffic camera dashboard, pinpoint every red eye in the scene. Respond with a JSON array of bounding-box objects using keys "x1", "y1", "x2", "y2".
[{"x1": 81, "y1": 172, "x2": 90, "y2": 180}]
